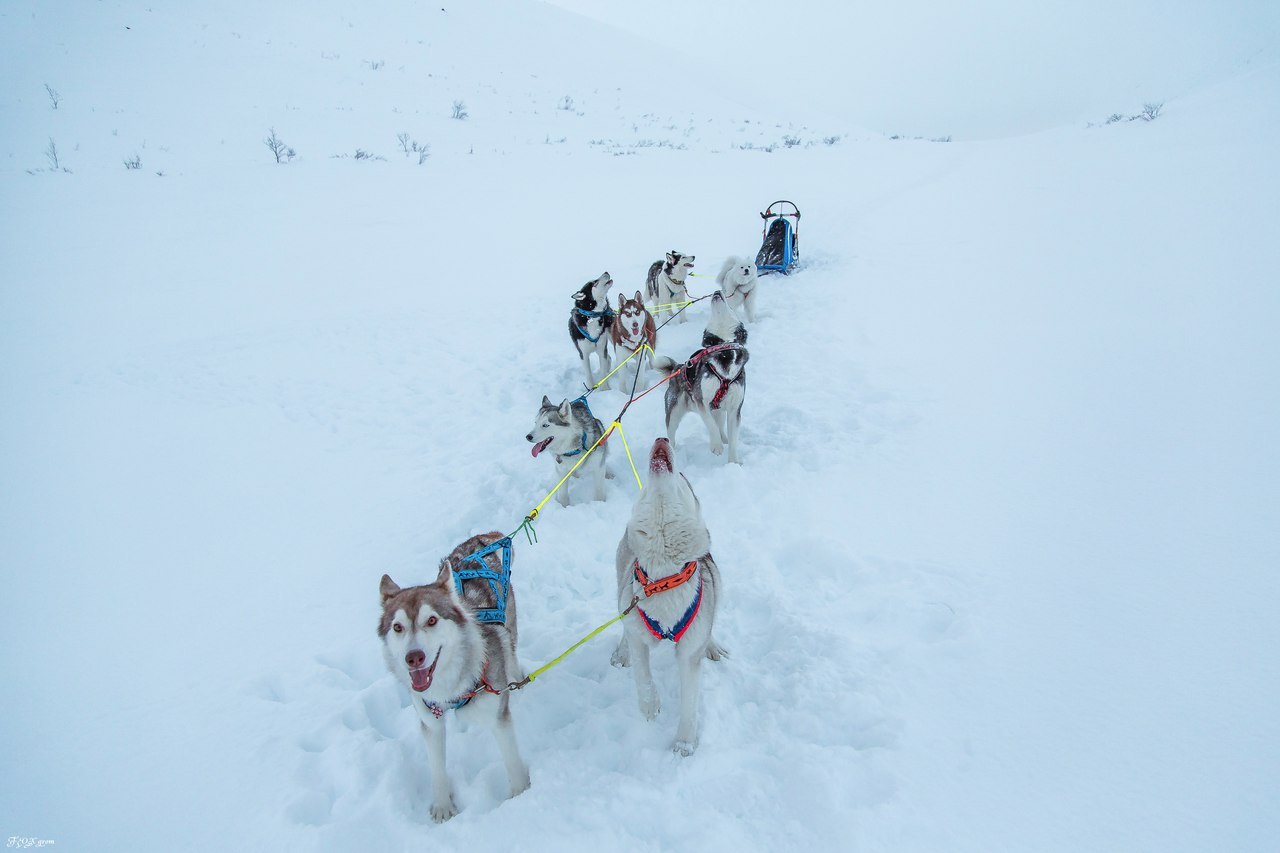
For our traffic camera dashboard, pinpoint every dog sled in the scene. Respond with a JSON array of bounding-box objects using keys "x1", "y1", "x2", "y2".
[{"x1": 755, "y1": 200, "x2": 800, "y2": 274}]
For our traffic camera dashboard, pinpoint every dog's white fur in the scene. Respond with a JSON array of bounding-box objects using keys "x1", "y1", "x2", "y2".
[
  {"x1": 716, "y1": 256, "x2": 760, "y2": 322},
  {"x1": 379, "y1": 543, "x2": 529, "y2": 821},
  {"x1": 611, "y1": 439, "x2": 725, "y2": 755}
]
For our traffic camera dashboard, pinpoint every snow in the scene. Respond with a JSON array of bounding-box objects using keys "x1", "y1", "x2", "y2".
[{"x1": 2, "y1": 2, "x2": 1278, "y2": 851}]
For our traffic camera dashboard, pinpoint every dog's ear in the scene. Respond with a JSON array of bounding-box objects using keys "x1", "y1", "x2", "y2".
[
  {"x1": 665, "y1": 251, "x2": 676, "y2": 264},
  {"x1": 380, "y1": 574, "x2": 401, "y2": 604},
  {"x1": 435, "y1": 558, "x2": 454, "y2": 588},
  {"x1": 541, "y1": 395, "x2": 553, "y2": 409},
  {"x1": 633, "y1": 290, "x2": 643, "y2": 303},
  {"x1": 571, "y1": 289, "x2": 585, "y2": 303},
  {"x1": 558, "y1": 399, "x2": 571, "y2": 419},
  {"x1": 617, "y1": 293, "x2": 626, "y2": 310}
]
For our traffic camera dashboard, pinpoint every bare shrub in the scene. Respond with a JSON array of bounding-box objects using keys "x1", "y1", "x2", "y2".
[
  {"x1": 123, "y1": 153, "x2": 141, "y2": 170},
  {"x1": 451, "y1": 100, "x2": 468, "y2": 120},
  {"x1": 264, "y1": 128, "x2": 296, "y2": 163},
  {"x1": 44, "y1": 83, "x2": 60, "y2": 109}
]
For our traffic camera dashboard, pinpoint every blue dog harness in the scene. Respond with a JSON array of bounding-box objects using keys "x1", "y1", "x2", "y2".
[
  {"x1": 453, "y1": 536, "x2": 513, "y2": 624},
  {"x1": 573, "y1": 307, "x2": 614, "y2": 344}
]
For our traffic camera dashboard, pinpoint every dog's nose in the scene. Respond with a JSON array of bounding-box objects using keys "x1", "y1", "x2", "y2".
[
  {"x1": 405, "y1": 649, "x2": 426, "y2": 669},
  {"x1": 525, "y1": 433, "x2": 533, "y2": 442}
]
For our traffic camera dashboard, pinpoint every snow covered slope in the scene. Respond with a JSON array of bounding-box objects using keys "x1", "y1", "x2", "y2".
[{"x1": 2, "y1": 2, "x2": 1277, "y2": 851}]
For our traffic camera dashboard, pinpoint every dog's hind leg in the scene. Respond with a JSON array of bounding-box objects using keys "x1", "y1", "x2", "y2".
[
  {"x1": 420, "y1": 719, "x2": 458, "y2": 822},
  {"x1": 592, "y1": 458, "x2": 606, "y2": 501},
  {"x1": 491, "y1": 703, "x2": 531, "y2": 797},
  {"x1": 672, "y1": 654, "x2": 702, "y2": 756},
  {"x1": 726, "y1": 404, "x2": 742, "y2": 465}
]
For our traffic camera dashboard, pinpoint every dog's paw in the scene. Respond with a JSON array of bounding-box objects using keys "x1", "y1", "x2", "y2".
[
  {"x1": 509, "y1": 769, "x2": 531, "y2": 797},
  {"x1": 672, "y1": 739, "x2": 696, "y2": 757},
  {"x1": 709, "y1": 442, "x2": 724, "y2": 456},
  {"x1": 605, "y1": 469, "x2": 615, "y2": 479},
  {"x1": 430, "y1": 797, "x2": 458, "y2": 823},
  {"x1": 705, "y1": 640, "x2": 729, "y2": 661},
  {"x1": 610, "y1": 639, "x2": 631, "y2": 668}
]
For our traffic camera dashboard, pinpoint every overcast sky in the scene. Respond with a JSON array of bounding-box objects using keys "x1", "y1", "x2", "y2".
[{"x1": 544, "y1": 0, "x2": 1280, "y2": 138}]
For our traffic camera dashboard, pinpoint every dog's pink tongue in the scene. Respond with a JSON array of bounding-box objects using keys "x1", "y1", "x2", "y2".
[
  {"x1": 531, "y1": 437, "x2": 552, "y2": 458},
  {"x1": 649, "y1": 438, "x2": 673, "y2": 473},
  {"x1": 410, "y1": 668, "x2": 433, "y2": 692}
]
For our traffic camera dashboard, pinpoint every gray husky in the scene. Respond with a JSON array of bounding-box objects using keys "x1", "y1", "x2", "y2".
[
  {"x1": 378, "y1": 532, "x2": 530, "y2": 822},
  {"x1": 610, "y1": 438, "x2": 726, "y2": 756},
  {"x1": 654, "y1": 293, "x2": 749, "y2": 464},
  {"x1": 526, "y1": 395, "x2": 609, "y2": 507},
  {"x1": 569, "y1": 271, "x2": 615, "y2": 390},
  {"x1": 645, "y1": 251, "x2": 695, "y2": 325}
]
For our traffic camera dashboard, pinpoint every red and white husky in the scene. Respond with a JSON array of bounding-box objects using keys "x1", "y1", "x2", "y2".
[{"x1": 609, "y1": 290, "x2": 658, "y2": 390}]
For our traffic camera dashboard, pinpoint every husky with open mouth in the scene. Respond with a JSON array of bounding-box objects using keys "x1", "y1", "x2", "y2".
[
  {"x1": 645, "y1": 251, "x2": 696, "y2": 325},
  {"x1": 569, "y1": 271, "x2": 615, "y2": 391},
  {"x1": 378, "y1": 532, "x2": 530, "y2": 822},
  {"x1": 610, "y1": 438, "x2": 726, "y2": 756},
  {"x1": 609, "y1": 290, "x2": 658, "y2": 391},
  {"x1": 526, "y1": 395, "x2": 609, "y2": 507}
]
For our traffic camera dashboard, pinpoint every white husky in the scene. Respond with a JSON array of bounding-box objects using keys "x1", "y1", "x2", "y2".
[
  {"x1": 716, "y1": 256, "x2": 760, "y2": 322},
  {"x1": 379, "y1": 532, "x2": 530, "y2": 822},
  {"x1": 610, "y1": 438, "x2": 726, "y2": 756}
]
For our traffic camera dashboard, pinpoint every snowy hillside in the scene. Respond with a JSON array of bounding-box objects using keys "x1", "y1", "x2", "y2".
[{"x1": 2, "y1": 2, "x2": 1278, "y2": 851}]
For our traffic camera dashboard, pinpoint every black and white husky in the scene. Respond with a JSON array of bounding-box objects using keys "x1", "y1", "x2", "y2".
[
  {"x1": 569, "y1": 271, "x2": 615, "y2": 391},
  {"x1": 654, "y1": 293, "x2": 749, "y2": 464},
  {"x1": 379, "y1": 532, "x2": 530, "y2": 822},
  {"x1": 526, "y1": 395, "x2": 609, "y2": 507},
  {"x1": 610, "y1": 438, "x2": 726, "y2": 756},
  {"x1": 716, "y1": 256, "x2": 760, "y2": 322},
  {"x1": 645, "y1": 251, "x2": 695, "y2": 325}
]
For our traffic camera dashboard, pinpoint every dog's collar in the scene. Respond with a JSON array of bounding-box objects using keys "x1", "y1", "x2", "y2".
[
  {"x1": 558, "y1": 431, "x2": 589, "y2": 459},
  {"x1": 421, "y1": 659, "x2": 502, "y2": 719},
  {"x1": 633, "y1": 558, "x2": 699, "y2": 597},
  {"x1": 574, "y1": 306, "x2": 615, "y2": 319}
]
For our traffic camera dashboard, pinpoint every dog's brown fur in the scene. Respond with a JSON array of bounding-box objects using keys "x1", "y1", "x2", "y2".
[{"x1": 611, "y1": 290, "x2": 658, "y2": 355}]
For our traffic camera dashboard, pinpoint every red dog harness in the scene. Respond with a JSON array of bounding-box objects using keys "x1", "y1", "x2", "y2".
[{"x1": 633, "y1": 559, "x2": 703, "y2": 643}]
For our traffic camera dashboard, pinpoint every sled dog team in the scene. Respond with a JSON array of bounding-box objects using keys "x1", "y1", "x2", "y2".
[{"x1": 379, "y1": 252, "x2": 761, "y2": 821}]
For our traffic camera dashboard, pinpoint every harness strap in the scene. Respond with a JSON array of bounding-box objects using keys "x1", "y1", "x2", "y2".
[
  {"x1": 559, "y1": 431, "x2": 589, "y2": 459},
  {"x1": 422, "y1": 660, "x2": 503, "y2": 719},
  {"x1": 637, "y1": 577, "x2": 703, "y2": 643},
  {"x1": 634, "y1": 558, "x2": 699, "y2": 597},
  {"x1": 681, "y1": 343, "x2": 744, "y2": 410}
]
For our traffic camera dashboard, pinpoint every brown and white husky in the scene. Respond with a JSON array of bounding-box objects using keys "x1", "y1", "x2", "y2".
[
  {"x1": 378, "y1": 532, "x2": 530, "y2": 822},
  {"x1": 609, "y1": 290, "x2": 658, "y2": 390}
]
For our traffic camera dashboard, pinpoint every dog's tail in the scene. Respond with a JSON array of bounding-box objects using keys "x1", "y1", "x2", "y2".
[
  {"x1": 715, "y1": 256, "x2": 738, "y2": 289},
  {"x1": 652, "y1": 354, "x2": 680, "y2": 374},
  {"x1": 644, "y1": 260, "x2": 662, "y2": 303}
]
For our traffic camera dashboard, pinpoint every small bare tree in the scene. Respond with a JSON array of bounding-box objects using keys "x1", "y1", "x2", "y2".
[
  {"x1": 45, "y1": 137, "x2": 61, "y2": 169},
  {"x1": 44, "y1": 83, "x2": 60, "y2": 109},
  {"x1": 1140, "y1": 102, "x2": 1163, "y2": 121},
  {"x1": 264, "y1": 127, "x2": 296, "y2": 163},
  {"x1": 451, "y1": 100, "x2": 468, "y2": 120},
  {"x1": 123, "y1": 153, "x2": 141, "y2": 170}
]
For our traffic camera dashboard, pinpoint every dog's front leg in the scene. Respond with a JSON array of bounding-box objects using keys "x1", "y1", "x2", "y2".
[
  {"x1": 420, "y1": 719, "x2": 458, "y2": 822},
  {"x1": 673, "y1": 653, "x2": 702, "y2": 756},
  {"x1": 697, "y1": 403, "x2": 724, "y2": 456},
  {"x1": 592, "y1": 458, "x2": 606, "y2": 502},
  {"x1": 744, "y1": 290, "x2": 757, "y2": 323},
  {"x1": 629, "y1": 631, "x2": 660, "y2": 720},
  {"x1": 610, "y1": 634, "x2": 631, "y2": 667},
  {"x1": 597, "y1": 343, "x2": 613, "y2": 391},
  {"x1": 556, "y1": 461, "x2": 572, "y2": 507},
  {"x1": 491, "y1": 703, "x2": 531, "y2": 797}
]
